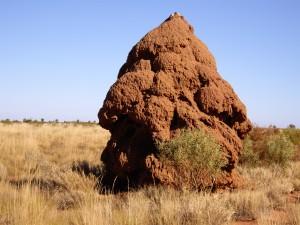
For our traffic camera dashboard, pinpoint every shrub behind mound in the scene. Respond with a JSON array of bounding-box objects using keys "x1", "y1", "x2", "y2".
[
  {"x1": 266, "y1": 133, "x2": 295, "y2": 167},
  {"x1": 240, "y1": 129, "x2": 296, "y2": 168},
  {"x1": 239, "y1": 137, "x2": 259, "y2": 167},
  {"x1": 283, "y1": 128, "x2": 300, "y2": 146}
]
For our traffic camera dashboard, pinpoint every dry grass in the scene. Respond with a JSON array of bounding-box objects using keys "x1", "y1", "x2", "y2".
[
  {"x1": 0, "y1": 122, "x2": 299, "y2": 225},
  {"x1": 0, "y1": 122, "x2": 109, "y2": 177}
]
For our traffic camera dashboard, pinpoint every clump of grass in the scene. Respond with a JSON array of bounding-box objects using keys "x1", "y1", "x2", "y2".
[
  {"x1": 0, "y1": 162, "x2": 7, "y2": 181},
  {"x1": 289, "y1": 204, "x2": 300, "y2": 225},
  {"x1": 157, "y1": 129, "x2": 226, "y2": 175},
  {"x1": 227, "y1": 190, "x2": 271, "y2": 220},
  {"x1": 258, "y1": 204, "x2": 300, "y2": 225}
]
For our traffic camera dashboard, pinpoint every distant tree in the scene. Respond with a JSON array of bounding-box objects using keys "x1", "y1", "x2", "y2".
[
  {"x1": 41, "y1": 118, "x2": 44, "y2": 123},
  {"x1": 55, "y1": 119, "x2": 59, "y2": 123},
  {"x1": 1, "y1": 119, "x2": 11, "y2": 124},
  {"x1": 288, "y1": 124, "x2": 296, "y2": 129},
  {"x1": 76, "y1": 119, "x2": 80, "y2": 123},
  {"x1": 23, "y1": 118, "x2": 32, "y2": 123}
]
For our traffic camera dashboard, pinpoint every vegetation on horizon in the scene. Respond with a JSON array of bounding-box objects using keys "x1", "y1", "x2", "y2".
[{"x1": 0, "y1": 118, "x2": 98, "y2": 126}]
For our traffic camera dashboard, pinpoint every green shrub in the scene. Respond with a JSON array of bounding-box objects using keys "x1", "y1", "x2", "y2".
[
  {"x1": 157, "y1": 129, "x2": 226, "y2": 175},
  {"x1": 239, "y1": 137, "x2": 259, "y2": 167},
  {"x1": 283, "y1": 128, "x2": 300, "y2": 146},
  {"x1": 265, "y1": 133, "x2": 295, "y2": 167}
]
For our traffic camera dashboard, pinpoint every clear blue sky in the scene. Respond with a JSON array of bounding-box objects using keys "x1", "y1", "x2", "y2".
[{"x1": 0, "y1": 1, "x2": 299, "y2": 127}]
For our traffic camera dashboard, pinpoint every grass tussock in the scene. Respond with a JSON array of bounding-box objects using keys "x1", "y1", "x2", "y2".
[{"x1": 0, "y1": 122, "x2": 109, "y2": 177}]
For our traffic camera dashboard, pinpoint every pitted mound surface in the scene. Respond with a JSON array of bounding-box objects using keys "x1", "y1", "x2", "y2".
[{"x1": 98, "y1": 13, "x2": 252, "y2": 190}]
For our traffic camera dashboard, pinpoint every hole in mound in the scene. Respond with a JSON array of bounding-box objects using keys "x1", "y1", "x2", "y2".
[{"x1": 170, "y1": 109, "x2": 186, "y2": 131}]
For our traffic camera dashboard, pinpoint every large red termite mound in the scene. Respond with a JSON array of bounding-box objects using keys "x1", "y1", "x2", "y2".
[{"x1": 98, "y1": 13, "x2": 252, "y2": 190}]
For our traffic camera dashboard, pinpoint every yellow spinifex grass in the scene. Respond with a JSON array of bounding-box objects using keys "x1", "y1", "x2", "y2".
[
  {"x1": 0, "y1": 122, "x2": 299, "y2": 225},
  {"x1": 0, "y1": 122, "x2": 109, "y2": 178}
]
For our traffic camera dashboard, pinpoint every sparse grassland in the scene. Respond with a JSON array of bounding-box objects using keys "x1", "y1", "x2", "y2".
[{"x1": 0, "y1": 122, "x2": 299, "y2": 225}]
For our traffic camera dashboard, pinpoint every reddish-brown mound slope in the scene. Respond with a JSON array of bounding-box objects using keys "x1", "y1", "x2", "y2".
[{"x1": 98, "y1": 13, "x2": 252, "y2": 190}]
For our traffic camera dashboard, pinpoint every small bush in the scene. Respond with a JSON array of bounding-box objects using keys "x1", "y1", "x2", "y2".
[
  {"x1": 265, "y1": 133, "x2": 295, "y2": 167},
  {"x1": 283, "y1": 128, "x2": 300, "y2": 146},
  {"x1": 157, "y1": 129, "x2": 226, "y2": 175},
  {"x1": 242, "y1": 128, "x2": 296, "y2": 168},
  {"x1": 248, "y1": 127, "x2": 279, "y2": 158},
  {"x1": 239, "y1": 136, "x2": 259, "y2": 167}
]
